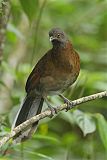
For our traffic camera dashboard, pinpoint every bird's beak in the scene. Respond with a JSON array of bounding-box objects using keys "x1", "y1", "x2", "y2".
[{"x1": 49, "y1": 36, "x2": 57, "y2": 42}]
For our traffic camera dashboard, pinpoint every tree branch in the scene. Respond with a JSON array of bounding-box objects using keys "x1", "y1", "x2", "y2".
[{"x1": 0, "y1": 90, "x2": 107, "y2": 148}]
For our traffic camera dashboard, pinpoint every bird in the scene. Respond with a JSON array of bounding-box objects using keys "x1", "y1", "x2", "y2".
[{"x1": 12, "y1": 27, "x2": 80, "y2": 143}]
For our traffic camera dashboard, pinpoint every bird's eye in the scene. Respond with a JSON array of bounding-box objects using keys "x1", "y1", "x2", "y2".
[{"x1": 57, "y1": 34, "x2": 60, "y2": 38}]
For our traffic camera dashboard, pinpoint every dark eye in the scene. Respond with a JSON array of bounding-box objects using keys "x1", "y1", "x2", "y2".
[{"x1": 57, "y1": 34, "x2": 60, "y2": 38}]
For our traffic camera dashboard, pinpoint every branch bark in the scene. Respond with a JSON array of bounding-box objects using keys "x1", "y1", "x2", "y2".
[{"x1": 0, "y1": 90, "x2": 107, "y2": 148}]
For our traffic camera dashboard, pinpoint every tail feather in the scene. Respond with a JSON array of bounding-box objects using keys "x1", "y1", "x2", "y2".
[{"x1": 12, "y1": 95, "x2": 44, "y2": 143}]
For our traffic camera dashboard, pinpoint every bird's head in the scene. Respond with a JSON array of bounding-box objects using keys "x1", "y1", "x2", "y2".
[{"x1": 49, "y1": 28, "x2": 68, "y2": 47}]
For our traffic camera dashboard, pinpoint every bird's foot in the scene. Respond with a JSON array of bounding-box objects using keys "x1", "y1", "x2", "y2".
[
  {"x1": 47, "y1": 104, "x2": 57, "y2": 118},
  {"x1": 44, "y1": 98, "x2": 57, "y2": 118},
  {"x1": 59, "y1": 94, "x2": 72, "y2": 111}
]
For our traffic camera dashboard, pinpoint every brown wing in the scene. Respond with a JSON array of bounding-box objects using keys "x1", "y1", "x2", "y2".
[
  {"x1": 25, "y1": 67, "x2": 40, "y2": 93},
  {"x1": 25, "y1": 50, "x2": 52, "y2": 93}
]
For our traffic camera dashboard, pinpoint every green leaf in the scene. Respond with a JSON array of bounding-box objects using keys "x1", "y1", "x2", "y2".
[
  {"x1": 19, "y1": 0, "x2": 38, "y2": 22},
  {"x1": 60, "y1": 110, "x2": 96, "y2": 136},
  {"x1": 59, "y1": 111, "x2": 75, "y2": 125},
  {"x1": 73, "y1": 110, "x2": 96, "y2": 136},
  {"x1": 34, "y1": 134, "x2": 60, "y2": 144},
  {"x1": 25, "y1": 150, "x2": 55, "y2": 160},
  {"x1": 96, "y1": 113, "x2": 107, "y2": 150}
]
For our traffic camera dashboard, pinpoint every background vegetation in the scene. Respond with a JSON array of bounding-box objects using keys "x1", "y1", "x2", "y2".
[{"x1": 0, "y1": 0, "x2": 107, "y2": 159}]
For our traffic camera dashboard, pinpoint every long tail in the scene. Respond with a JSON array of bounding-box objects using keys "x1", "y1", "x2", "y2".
[{"x1": 12, "y1": 94, "x2": 44, "y2": 143}]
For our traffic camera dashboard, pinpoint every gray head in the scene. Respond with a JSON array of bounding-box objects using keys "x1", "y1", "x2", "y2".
[{"x1": 49, "y1": 28, "x2": 68, "y2": 47}]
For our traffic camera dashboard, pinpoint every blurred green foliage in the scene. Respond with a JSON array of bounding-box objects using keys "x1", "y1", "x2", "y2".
[{"x1": 0, "y1": 0, "x2": 107, "y2": 159}]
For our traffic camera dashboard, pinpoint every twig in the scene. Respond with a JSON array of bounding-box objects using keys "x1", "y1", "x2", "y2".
[{"x1": 0, "y1": 90, "x2": 107, "y2": 148}]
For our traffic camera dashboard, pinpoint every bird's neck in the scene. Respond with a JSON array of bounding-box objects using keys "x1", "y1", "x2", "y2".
[
  {"x1": 51, "y1": 41, "x2": 74, "y2": 68},
  {"x1": 52, "y1": 41, "x2": 73, "y2": 58},
  {"x1": 52, "y1": 40, "x2": 70, "y2": 50}
]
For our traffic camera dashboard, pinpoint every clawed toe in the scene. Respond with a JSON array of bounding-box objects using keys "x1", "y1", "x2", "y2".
[
  {"x1": 49, "y1": 106, "x2": 57, "y2": 118},
  {"x1": 65, "y1": 100, "x2": 72, "y2": 111},
  {"x1": 59, "y1": 94, "x2": 72, "y2": 111},
  {"x1": 44, "y1": 97, "x2": 57, "y2": 118}
]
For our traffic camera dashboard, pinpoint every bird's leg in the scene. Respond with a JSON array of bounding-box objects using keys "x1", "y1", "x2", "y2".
[
  {"x1": 59, "y1": 94, "x2": 72, "y2": 111},
  {"x1": 44, "y1": 97, "x2": 57, "y2": 118}
]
